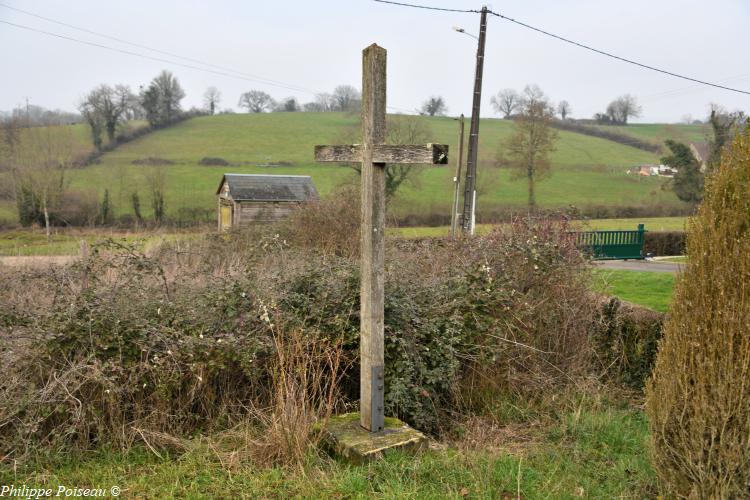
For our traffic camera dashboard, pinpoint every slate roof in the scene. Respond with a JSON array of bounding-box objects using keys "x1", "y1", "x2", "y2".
[{"x1": 217, "y1": 174, "x2": 319, "y2": 202}]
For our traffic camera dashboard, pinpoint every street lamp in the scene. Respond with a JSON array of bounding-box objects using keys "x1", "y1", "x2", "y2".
[{"x1": 452, "y1": 26, "x2": 478, "y2": 40}]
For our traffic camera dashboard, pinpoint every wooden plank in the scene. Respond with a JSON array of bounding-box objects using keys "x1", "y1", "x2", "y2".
[
  {"x1": 360, "y1": 43, "x2": 387, "y2": 433},
  {"x1": 314, "y1": 143, "x2": 448, "y2": 164}
]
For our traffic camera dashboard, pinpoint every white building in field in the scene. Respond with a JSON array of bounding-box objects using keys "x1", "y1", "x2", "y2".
[{"x1": 627, "y1": 164, "x2": 676, "y2": 177}]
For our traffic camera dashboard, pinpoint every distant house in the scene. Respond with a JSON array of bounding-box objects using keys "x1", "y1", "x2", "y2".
[
  {"x1": 689, "y1": 142, "x2": 709, "y2": 171},
  {"x1": 630, "y1": 164, "x2": 675, "y2": 177},
  {"x1": 657, "y1": 164, "x2": 677, "y2": 176},
  {"x1": 216, "y1": 174, "x2": 319, "y2": 230},
  {"x1": 636, "y1": 164, "x2": 657, "y2": 176}
]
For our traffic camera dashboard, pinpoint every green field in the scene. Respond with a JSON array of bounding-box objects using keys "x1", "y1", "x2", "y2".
[
  {"x1": 1, "y1": 113, "x2": 690, "y2": 225},
  {"x1": 6, "y1": 120, "x2": 148, "y2": 161},
  {"x1": 594, "y1": 269, "x2": 675, "y2": 312},
  {"x1": 392, "y1": 216, "x2": 687, "y2": 238}
]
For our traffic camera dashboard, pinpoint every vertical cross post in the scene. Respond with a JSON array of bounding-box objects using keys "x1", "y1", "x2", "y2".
[
  {"x1": 314, "y1": 44, "x2": 448, "y2": 434},
  {"x1": 360, "y1": 44, "x2": 387, "y2": 432}
]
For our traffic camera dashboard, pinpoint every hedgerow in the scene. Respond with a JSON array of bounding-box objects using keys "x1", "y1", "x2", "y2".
[{"x1": 0, "y1": 204, "x2": 658, "y2": 462}]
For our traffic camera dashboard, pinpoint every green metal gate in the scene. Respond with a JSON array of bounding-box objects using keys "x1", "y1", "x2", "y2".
[{"x1": 573, "y1": 224, "x2": 646, "y2": 260}]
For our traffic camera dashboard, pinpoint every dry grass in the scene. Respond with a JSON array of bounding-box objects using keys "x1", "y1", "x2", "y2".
[
  {"x1": 127, "y1": 326, "x2": 351, "y2": 470},
  {"x1": 249, "y1": 326, "x2": 348, "y2": 467},
  {"x1": 452, "y1": 418, "x2": 542, "y2": 457}
]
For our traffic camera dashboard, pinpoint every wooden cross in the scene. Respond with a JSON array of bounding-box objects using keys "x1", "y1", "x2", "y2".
[{"x1": 314, "y1": 44, "x2": 448, "y2": 433}]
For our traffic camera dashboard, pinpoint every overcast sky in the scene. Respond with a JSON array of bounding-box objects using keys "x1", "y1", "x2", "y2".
[{"x1": 1, "y1": 0, "x2": 749, "y2": 123}]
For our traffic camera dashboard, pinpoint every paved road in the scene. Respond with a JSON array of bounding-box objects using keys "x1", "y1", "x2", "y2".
[{"x1": 594, "y1": 259, "x2": 681, "y2": 274}]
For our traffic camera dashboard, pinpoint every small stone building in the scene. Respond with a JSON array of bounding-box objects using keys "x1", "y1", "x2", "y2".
[{"x1": 216, "y1": 174, "x2": 319, "y2": 230}]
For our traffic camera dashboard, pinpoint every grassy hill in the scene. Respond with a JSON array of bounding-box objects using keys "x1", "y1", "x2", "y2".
[{"x1": 0, "y1": 113, "x2": 690, "y2": 225}]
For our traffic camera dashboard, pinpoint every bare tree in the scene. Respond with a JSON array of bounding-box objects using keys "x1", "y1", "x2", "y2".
[
  {"x1": 604, "y1": 102, "x2": 619, "y2": 124},
  {"x1": 108, "y1": 85, "x2": 134, "y2": 139},
  {"x1": 490, "y1": 89, "x2": 521, "y2": 118},
  {"x1": 203, "y1": 87, "x2": 221, "y2": 115},
  {"x1": 501, "y1": 90, "x2": 558, "y2": 211},
  {"x1": 521, "y1": 84, "x2": 553, "y2": 112},
  {"x1": 557, "y1": 100, "x2": 571, "y2": 120},
  {"x1": 317, "y1": 93, "x2": 335, "y2": 111},
  {"x1": 605, "y1": 94, "x2": 642, "y2": 124},
  {"x1": 10, "y1": 126, "x2": 73, "y2": 238},
  {"x1": 419, "y1": 96, "x2": 447, "y2": 116},
  {"x1": 303, "y1": 93, "x2": 335, "y2": 112},
  {"x1": 238, "y1": 90, "x2": 275, "y2": 113},
  {"x1": 382, "y1": 115, "x2": 432, "y2": 196},
  {"x1": 706, "y1": 103, "x2": 745, "y2": 171},
  {"x1": 336, "y1": 114, "x2": 432, "y2": 197},
  {"x1": 79, "y1": 84, "x2": 134, "y2": 146},
  {"x1": 331, "y1": 85, "x2": 361, "y2": 112},
  {"x1": 145, "y1": 166, "x2": 167, "y2": 224},
  {"x1": 79, "y1": 100, "x2": 105, "y2": 151}
]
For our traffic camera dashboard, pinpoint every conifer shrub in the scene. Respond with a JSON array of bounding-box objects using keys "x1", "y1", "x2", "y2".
[{"x1": 646, "y1": 125, "x2": 750, "y2": 498}]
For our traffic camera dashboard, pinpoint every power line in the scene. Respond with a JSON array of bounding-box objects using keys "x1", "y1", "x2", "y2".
[
  {"x1": 370, "y1": 0, "x2": 750, "y2": 96},
  {"x1": 486, "y1": 10, "x2": 750, "y2": 96},
  {"x1": 641, "y1": 72, "x2": 750, "y2": 102},
  {"x1": 372, "y1": 0, "x2": 478, "y2": 13},
  {"x1": 0, "y1": 17, "x2": 417, "y2": 114},
  {"x1": 0, "y1": 3, "x2": 317, "y2": 95},
  {"x1": 0, "y1": 19, "x2": 318, "y2": 95}
]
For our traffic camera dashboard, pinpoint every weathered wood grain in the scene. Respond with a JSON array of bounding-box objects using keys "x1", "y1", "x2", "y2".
[
  {"x1": 312, "y1": 43, "x2": 449, "y2": 434},
  {"x1": 314, "y1": 144, "x2": 449, "y2": 165},
  {"x1": 359, "y1": 43, "x2": 387, "y2": 433}
]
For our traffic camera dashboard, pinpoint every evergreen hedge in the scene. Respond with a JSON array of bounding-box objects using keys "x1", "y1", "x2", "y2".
[{"x1": 646, "y1": 124, "x2": 750, "y2": 497}]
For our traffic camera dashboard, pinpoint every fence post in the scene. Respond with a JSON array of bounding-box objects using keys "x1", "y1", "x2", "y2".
[{"x1": 638, "y1": 223, "x2": 645, "y2": 258}]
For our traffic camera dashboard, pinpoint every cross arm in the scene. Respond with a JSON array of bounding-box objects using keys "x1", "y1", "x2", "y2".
[{"x1": 314, "y1": 143, "x2": 448, "y2": 165}]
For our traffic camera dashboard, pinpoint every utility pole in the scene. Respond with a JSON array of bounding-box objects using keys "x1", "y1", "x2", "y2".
[
  {"x1": 461, "y1": 5, "x2": 488, "y2": 235},
  {"x1": 450, "y1": 114, "x2": 465, "y2": 238}
]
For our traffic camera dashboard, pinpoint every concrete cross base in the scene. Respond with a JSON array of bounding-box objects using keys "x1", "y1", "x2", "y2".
[{"x1": 321, "y1": 412, "x2": 428, "y2": 464}]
